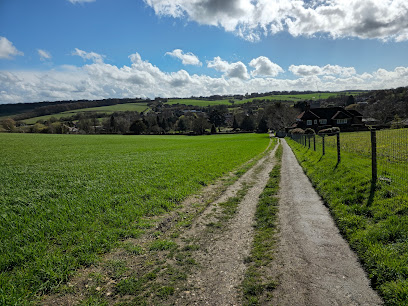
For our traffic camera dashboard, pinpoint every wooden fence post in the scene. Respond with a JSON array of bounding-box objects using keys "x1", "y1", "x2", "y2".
[
  {"x1": 371, "y1": 129, "x2": 377, "y2": 183},
  {"x1": 336, "y1": 132, "x2": 341, "y2": 164},
  {"x1": 313, "y1": 134, "x2": 316, "y2": 151},
  {"x1": 322, "y1": 135, "x2": 325, "y2": 155},
  {"x1": 308, "y1": 135, "x2": 311, "y2": 149}
]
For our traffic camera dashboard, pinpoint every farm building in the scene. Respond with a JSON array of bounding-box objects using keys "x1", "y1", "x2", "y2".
[{"x1": 291, "y1": 106, "x2": 365, "y2": 132}]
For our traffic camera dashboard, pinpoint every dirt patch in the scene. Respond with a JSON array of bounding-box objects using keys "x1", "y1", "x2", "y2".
[{"x1": 268, "y1": 139, "x2": 383, "y2": 305}]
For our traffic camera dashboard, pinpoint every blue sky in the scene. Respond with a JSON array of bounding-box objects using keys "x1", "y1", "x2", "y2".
[{"x1": 1, "y1": 0, "x2": 408, "y2": 103}]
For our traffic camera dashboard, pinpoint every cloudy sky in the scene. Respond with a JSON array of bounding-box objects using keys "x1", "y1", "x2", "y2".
[{"x1": 1, "y1": 0, "x2": 408, "y2": 104}]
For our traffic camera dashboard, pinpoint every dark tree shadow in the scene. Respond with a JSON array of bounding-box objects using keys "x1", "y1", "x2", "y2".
[{"x1": 367, "y1": 180, "x2": 377, "y2": 207}]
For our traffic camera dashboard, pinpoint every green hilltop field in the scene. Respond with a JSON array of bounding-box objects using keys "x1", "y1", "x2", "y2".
[{"x1": 0, "y1": 132, "x2": 270, "y2": 304}]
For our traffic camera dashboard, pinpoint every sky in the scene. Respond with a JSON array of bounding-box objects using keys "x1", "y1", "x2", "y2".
[{"x1": 1, "y1": 0, "x2": 408, "y2": 104}]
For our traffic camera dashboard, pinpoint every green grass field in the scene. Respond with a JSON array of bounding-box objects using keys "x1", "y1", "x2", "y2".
[
  {"x1": 317, "y1": 129, "x2": 408, "y2": 194},
  {"x1": 287, "y1": 138, "x2": 408, "y2": 305},
  {"x1": 22, "y1": 103, "x2": 149, "y2": 124},
  {"x1": 242, "y1": 92, "x2": 359, "y2": 103},
  {"x1": 167, "y1": 92, "x2": 362, "y2": 107},
  {"x1": 322, "y1": 129, "x2": 408, "y2": 163},
  {"x1": 0, "y1": 133, "x2": 269, "y2": 304},
  {"x1": 167, "y1": 98, "x2": 234, "y2": 106}
]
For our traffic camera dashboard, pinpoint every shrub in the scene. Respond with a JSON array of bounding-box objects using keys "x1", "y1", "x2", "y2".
[
  {"x1": 290, "y1": 128, "x2": 305, "y2": 134},
  {"x1": 318, "y1": 127, "x2": 340, "y2": 134},
  {"x1": 304, "y1": 128, "x2": 316, "y2": 134}
]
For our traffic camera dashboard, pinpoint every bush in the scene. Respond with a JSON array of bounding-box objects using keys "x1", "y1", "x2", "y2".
[
  {"x1": 318, "y1": 127, "x2": 340, "y2": 134},
  {"x1": 304, "y1": 128, "x2": 315, "y2": 134},
  {"x1": 290, "y1": 128, "x2": 305, "y2": 134}
]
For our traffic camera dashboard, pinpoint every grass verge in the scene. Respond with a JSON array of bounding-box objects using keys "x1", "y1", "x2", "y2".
[
  {"x1": 286, "y1": 138, "x2": 408, "y2": 306},
  {"x1": 242, "y1": 142, "x2": 282, "y2": 305}
]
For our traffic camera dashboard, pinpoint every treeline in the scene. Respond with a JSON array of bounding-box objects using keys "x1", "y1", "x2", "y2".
[
  {"x1": 2, "y1": 102, "x2": 298, "y2": 135},
  {"x1": 356, "y1": 87, "x2": 408, "y2": 124}
]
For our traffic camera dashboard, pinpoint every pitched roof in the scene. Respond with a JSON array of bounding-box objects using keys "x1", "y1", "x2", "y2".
[
  {"x1": 299, "y1": 107, "x2": 362, "y2": 121},
  {"x1": 332, "y1": 110, "x2": 352, "y2": 119},
  {"x1": 346, "y1": 109, "x2": 363, "y2": 117},
  {"x1": 298, "y1": 110, "x2": 320, "y2": 120}
]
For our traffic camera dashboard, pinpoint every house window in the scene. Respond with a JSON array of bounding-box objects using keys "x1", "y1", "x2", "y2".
[
  {"x1": 307, "y1": 120, "x2": 312, "y2": 126},
  {"x1": 319, "y1": 119, "x2": 327, "y2": 124},
  {"x1": 336, "y1": 119, "x2": 348, "y2": 124},
  {"x1": 314, "y1": 120, "x2": 317, "y2": 124}
]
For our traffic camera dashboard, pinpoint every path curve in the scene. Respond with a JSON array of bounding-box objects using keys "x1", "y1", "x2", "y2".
[{"x1": 269, "y1": 139, "x2": 383, "y2": 305}]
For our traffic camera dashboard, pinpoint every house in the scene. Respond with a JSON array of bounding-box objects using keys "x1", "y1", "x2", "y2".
[{"x1": 291, "y1": 106, "x2": 365, "y2": 132}]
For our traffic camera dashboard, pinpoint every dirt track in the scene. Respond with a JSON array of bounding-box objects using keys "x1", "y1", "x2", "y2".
[
  {"x1": 269, "y1": 139, "x2": 383, "y2": 305},
  {"x1": 174, "y1": 142, "x2": 278, "y2": 305}
]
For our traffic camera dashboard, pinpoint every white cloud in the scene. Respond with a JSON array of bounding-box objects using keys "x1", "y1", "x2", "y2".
[
  {"x1": 144, "y1": 0, "x2": 408, "y2": 42},
  {"x1": 289, "y1": 65, "x2": 321, "y2": 76},
  {"x1": 0, "y1": 37, "x2": 24, "y2": 59},
  {"x1": 289, "y1": 64, "x2": 356, "y2": 77},
  {"x1": 207, "y1": 56, "x2": 249, "y2": 80},
  {"x1": 68, "y1": 0, "x2": 96, "y2": 3},
  {"x1": 72, "y1": 48, "x2": 104, "y2": 63},
  {"x1": 1, "y1": 53, "x2": 408, "y2": 104},
  {"x1": 37, "y1": 49, "x2": 52, "y2": 61},
  {"x1": 249, "y1": 56, "x2": 284, "y2": 77},
  {"x1": 165, "y1": 49, "x2": 202, "y2": 66}
]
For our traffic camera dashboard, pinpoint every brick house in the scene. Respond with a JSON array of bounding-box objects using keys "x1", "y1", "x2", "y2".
[{"x1": 291, "y1": 106, "x2": 365, "y2": 131}]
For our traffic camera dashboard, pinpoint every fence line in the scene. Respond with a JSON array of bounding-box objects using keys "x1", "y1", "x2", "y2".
[{"x1": 288, "y1": 128, "x2": 408, "y2": 195}]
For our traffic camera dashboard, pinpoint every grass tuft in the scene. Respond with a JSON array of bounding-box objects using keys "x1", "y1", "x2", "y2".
[{"x1": 242, "y1": 143, "x2": 282, "y2": 305}]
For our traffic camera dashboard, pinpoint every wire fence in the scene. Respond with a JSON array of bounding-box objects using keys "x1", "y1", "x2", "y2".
[{"x1": 288, "y1": 129, "x2": 408, "y2": 195}]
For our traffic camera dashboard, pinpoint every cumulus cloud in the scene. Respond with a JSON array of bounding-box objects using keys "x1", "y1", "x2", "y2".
[
  {"x1": 0, "y1": 37, "x2": 24, "y2": 59},
  {"x1": 249, "y1": 56, "x2": 284, "y2": 77},
  {"x1": 144, "y1": 0, "x2": 408, "y2": 42},
  {"x1": 1, "y1": 53, "x2": 408, "y2": 104},
  {"x1": 72, "y1": 48, "x2": 104, "y2": 63},
  {"x1": 207, "y1": 56, "x2": 249, "y2": 80},
  {"x1": 289, "y1": 64, "x2": 356, "y2": 77},
  {"x1": 165, "y1": 49, "x2": 202, "y2": 66},
  {"x1": 37, "y1": 49, "x2": 52, "y2": 61}
]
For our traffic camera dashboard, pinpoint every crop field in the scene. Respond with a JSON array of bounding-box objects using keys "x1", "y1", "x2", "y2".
[
  {"x1": 22, "y1": 103, "x2": 149, "y2": 124},
  {"x1": 0, "y1": 133, "x2": 269, "y2": 304},
  {"x1": 287, "y1": 138, "x2": 408, "y2": 305}
]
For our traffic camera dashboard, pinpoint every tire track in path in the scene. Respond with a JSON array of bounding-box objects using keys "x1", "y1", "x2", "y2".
[
  {"x1": 174, "y1": 141, "x2": 279, "y2": 305},
  {"x1": 269, "y1": 139, "x2": 382, "y2": 305}
]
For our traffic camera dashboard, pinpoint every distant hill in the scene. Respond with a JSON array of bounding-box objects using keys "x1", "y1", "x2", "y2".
[{"x1": 0, "y1": 98, "x2": 148, "y2": 120}]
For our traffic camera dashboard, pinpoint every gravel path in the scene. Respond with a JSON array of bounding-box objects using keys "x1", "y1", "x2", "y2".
[
  {"x1": 175, "y1": 142, "x2": 279, "y2": 305},
  {"x1": 269, "y1": 139, "x2": 383, "y2": 305}
]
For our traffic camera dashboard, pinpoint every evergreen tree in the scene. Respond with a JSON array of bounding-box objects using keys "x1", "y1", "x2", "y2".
[
  {"x1": 211, "y1": 123, "x2": 217, "y2": 134},
  {"x1": 240, "y1": 115, "x2": 255, "y2": 131},
  {"x1": 232, "y1": 116, "x2": 239, "y2": 131},
  {"x1": 257, "y1": 117, "x2": 268, "y2": 133},
  {"x1": 129, "y1": 120, "x2": 147, "y2": 135}
]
